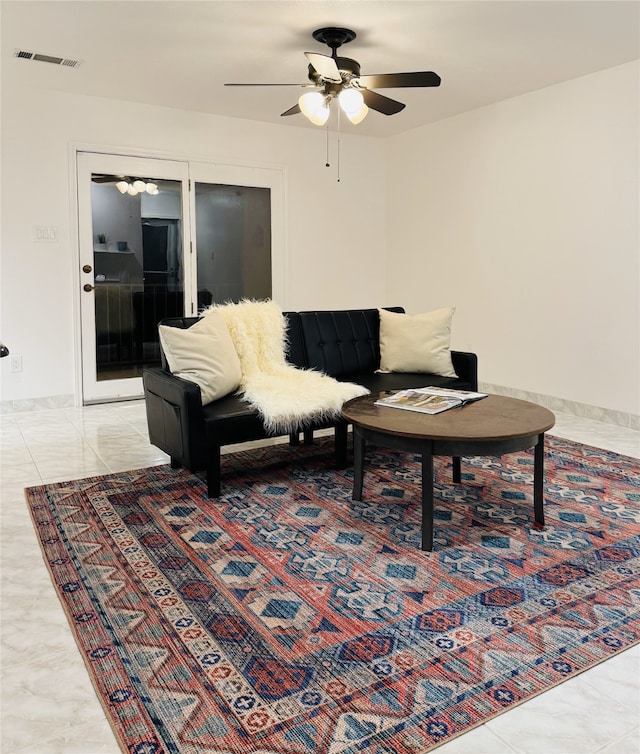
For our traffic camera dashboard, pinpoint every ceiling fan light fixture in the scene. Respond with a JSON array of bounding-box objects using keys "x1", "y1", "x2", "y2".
[
  {"x1": 112, "y1": 178, "x2": 160, "y2": 196},
  {"x1": 309, "y1": 108, "x2": 330, "y2": 126},
  {"x1": 339, "y1": 88, "x2": 368, "y2": 124},
  {"x1": 299, "y1": 91, "x2": 330, "y2": 126},
  {"x1": 338, "y1": 87, "x2": 363, "y2": 114},
  {"x1": 346, "y1": 103, "x2": 369, "y2": 125}
]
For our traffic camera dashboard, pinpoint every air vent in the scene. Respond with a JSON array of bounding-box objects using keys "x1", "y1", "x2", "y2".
[{"x1": 13, "y1": 50, "x2": 82, "y2": 68}]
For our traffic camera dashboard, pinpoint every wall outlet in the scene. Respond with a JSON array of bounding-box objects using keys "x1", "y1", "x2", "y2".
[{"x1": 10, "y1": 355, "x2": 22, "y2": 372}]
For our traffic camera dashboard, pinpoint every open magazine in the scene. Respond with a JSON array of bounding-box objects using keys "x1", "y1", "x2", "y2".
[{"x1": 374, "y1": 386, "x2": 488, "y2": 415}]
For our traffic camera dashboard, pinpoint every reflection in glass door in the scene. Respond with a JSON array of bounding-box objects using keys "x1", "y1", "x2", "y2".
[
  {"x1": 78, "y1": 154, "x2": 192, "y2": 403},
  {"x1": 194, "y1": 183, "x2": 271, "y2": 304},
  {"x1": 91, "y1": 177, "x2": 187, "y2": 381},
  {"x1": 189, "y1": 161, "x2": 284, "y2": 310}
]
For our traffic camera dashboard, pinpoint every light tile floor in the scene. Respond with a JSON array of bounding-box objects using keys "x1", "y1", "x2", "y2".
[{"x1": 1, "y1": 401, "x2": 639, "y2": 754}]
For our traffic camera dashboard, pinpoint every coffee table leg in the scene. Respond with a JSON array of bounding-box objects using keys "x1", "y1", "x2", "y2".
[
  {"x1": 534, "y1": 433, "x2": 545, "y2": 528},
  {"x1": 421, "y1": 444, "x2": 434, "y2": 552},
  {"x1": 352, "y1": 428, "x2": 365, "y2": 501},
  {"x1": 452, "y1": 456, "x2": 461, "y2": 483}
]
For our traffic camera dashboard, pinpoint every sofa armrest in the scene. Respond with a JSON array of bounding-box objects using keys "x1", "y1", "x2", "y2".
[
  {"x1": 142, "y1": 367, "x2": 206, "y2": 470},
  {"x1": 451, "y1": 351, "x2": 478, "y2": 391}
]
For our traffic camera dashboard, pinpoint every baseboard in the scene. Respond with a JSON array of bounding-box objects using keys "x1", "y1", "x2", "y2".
[
  {"x1": 479, "y1": 382, "x2": 639, "y2": 431},
  {"x1": 0, "y1": 393, "x2": 75, "y2": 415},
  {"x1": 2, "y1": 388, "x2": 638, "y2": 433}
]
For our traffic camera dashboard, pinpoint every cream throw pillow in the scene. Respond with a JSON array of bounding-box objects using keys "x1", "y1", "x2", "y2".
[
  {"x1": 159, "y1": 313, "x2": 242, "y2": 404},
  {"x1": 378, "y1": 307, "x2": 457, "y2": 377}
]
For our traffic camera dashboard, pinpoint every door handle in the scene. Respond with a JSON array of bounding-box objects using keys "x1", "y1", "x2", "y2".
[
  {"x1": 82, "y1": 265, "x2": 92, "y2": 273},
  {"x1": 83, "y1": 283, "x2": 94, "y2": 292}
]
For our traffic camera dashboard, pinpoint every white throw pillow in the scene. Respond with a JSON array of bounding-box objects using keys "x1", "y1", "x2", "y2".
[
  {"x1": 158, "y1": 313, "x2": 242, "y2": 404},
  {"x1": 378, "y1": 307, "x2": 457, "y2": 377}
]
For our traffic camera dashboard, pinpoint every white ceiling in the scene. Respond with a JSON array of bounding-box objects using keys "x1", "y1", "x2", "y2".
[{"x1": 2, "y1": 1, "x2": 639, "y2": 138}]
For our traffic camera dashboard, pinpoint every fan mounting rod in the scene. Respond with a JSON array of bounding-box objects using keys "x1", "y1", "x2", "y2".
[{"x1": 312, "y1": 27, "x2": 356, "y2": 57}]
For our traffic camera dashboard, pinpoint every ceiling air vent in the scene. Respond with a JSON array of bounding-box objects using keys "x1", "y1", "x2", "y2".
[{"x1": 13, "y1": 50, "x2": 82, "y2": 68}]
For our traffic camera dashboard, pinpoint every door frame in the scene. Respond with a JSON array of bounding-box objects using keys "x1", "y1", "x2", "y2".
[{"x1": 71, "y1": 145, "x2": 288, "y2": 406}]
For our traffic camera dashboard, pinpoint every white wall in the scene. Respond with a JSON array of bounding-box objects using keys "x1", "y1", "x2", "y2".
[
  {"x1": 3, "y1": 63, "x2": 638, "y2": 418},
  {"x1": 0, "y1": 88, "x2": 387, "y2": 404},
  {"x1": 386, "y1": 62, "x2": 639, "y2": 418}
]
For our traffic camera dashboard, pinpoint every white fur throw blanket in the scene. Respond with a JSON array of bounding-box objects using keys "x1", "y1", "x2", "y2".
[{"x1": 202, "y1": 300, "x2": 369, "y2": 434}]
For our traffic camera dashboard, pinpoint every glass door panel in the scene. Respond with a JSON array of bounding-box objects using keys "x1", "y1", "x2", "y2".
[
  {"x1": 194, "y1": 183, "x2": 271, "y2": 305},
  {"x1": 189, "y1": 162, "x2": 285, "y2": 310},
  {"x1": 91, "y1": 177, "x2": 185, "y2": 381}
]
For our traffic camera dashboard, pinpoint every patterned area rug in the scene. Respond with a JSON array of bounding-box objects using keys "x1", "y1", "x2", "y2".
[{"x1": 26, "y1": 436, "x2": 639, "y2": 754}]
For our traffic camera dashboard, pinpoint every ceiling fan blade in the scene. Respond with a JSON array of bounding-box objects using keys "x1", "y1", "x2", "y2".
[
  {"x1": 304, "y1": 52, "x2": 342, "y2": 83},
  {"x1": 357, "y1": 71, "x2": 441, "y2": 89},
  {"x1": 360, "y1": 89, "x2": 405, "y2": 115},
  {"x1": 281, "y1": 104, "x2": 301, "y2": 117},
  {"x1": 92, "y1": 174, "x2": 122, "y2": 183},
  {"x1": 225, "y1": 83, "x2": 307, "y2": 87}
]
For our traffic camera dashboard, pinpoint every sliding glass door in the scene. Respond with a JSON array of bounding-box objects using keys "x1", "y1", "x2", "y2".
[{"x1": 193, "y1": 183, "x2": 271, "y2": 303}]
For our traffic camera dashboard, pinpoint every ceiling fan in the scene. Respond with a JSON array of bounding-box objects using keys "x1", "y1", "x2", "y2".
[
  {"x1": 92, "y1": 174, "x2": 159, "y2": 195},
  {"x1": 225, "y1": 27, "x2": 441, "y2": 126}
]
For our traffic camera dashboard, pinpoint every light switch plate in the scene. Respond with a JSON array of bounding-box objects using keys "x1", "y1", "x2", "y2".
[{"x1": 33, "y1": 225, "x2": 58, "y2": 242}]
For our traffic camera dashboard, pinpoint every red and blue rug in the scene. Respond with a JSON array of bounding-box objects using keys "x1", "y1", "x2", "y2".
[{"x1": 26, "y1": 436, "x2": 639, "y2": 754}]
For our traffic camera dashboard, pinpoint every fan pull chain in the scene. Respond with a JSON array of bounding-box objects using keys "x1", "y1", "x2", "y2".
[
  {"x1": 324, "y1": 104, "x2": 341, "y2": 182},
  {"x1": 326, "y1": 120, "x2": 330, "y2": 168},
  {"x1": 336, "y1": 107, "x2": 341, "y2": 182}
]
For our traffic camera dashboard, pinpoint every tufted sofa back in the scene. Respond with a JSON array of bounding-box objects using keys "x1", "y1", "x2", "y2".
[
  {"x1": 297, "y1": 307, "x2": 404, "y2": 377},
  {"x1": 157, "y1": 307, "x2": 405, "y2": 377}
]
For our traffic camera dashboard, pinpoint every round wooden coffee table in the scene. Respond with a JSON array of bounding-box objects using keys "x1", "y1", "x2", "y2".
[{"x1": 341, "y1": 393, "x2": 555, "y2": 552}]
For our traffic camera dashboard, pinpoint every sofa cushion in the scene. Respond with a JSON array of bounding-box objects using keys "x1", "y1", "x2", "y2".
[
  {"x1": 378, "y1": 307, "x2": 457, "y2": 378},
  {"x1": 337, "y1": 370, "x2": 472, "y2": 394},
  {"x1": 158, "y1": 312, "x2": 242, "y2": 404}
]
